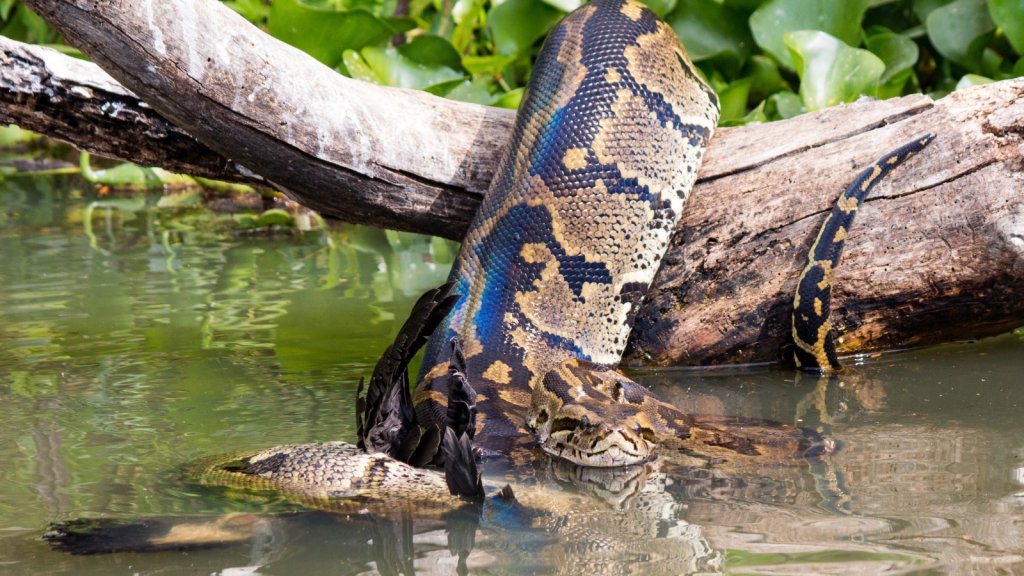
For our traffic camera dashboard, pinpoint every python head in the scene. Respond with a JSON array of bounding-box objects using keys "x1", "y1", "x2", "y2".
[{"x1": 536, "y1": 400, "x2": 656, "y2": 467}]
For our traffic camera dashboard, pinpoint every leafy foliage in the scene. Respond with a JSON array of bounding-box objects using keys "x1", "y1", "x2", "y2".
[{"x1": 3, "y1": 0, "x2": 1023, "y2": 125}]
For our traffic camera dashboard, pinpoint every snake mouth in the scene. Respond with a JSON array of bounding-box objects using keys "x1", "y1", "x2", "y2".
[{"x1": 542, "y1": 429, "x2": 653, "y2": 467}]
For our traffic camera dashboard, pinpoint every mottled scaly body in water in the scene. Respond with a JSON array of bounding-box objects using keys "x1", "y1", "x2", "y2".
[{"x1": 413, "y1": 0, "x2": 722, "y2": 464}]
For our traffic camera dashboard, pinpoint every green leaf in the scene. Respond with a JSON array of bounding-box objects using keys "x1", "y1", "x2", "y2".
[
  {"x1": 1, "y1": 0, "x2": 17, "y2": 21},
  {"x1": 487, "y1": 0, "x2": 563, "y2": 56},
  {"x1": 0, "y1": 124, "x2": 39, "y2": 146},
  {"x1": 267, "y1": 0, "x2": 398, "y2": 68},
  {"x1": 767, "y1": 90, "x2": 804, "y2": 119},
  {"x1": 926, "y1": 0, "x2": 995, "y2": 70},
  {"x1": 986, "y1": 0, "x2": 1024, "y2": 56},
  {"x1": 637, "y1": 0, "x2": 679, "y2": 18},
  {"x1": 540, "y1": 0, "x2": 583, "y2": 11},
  {"x1": 719, "y1": 100, "x2": 768, "y2": 126},
  {"x1": 79, "y1": 153, "x2": 193, "y2": 190},
  {"x1": 1015, "y1": 57, "x2": 1024, "y2": 77},
  {"x1": 865, "y1": 32, "x2": 919, "y2": 98},
  {"x1": 37, "y1": 43, "x2": 87, "y2": 61},
  {"x1": 718, "y1": 77, "x2": 754, "y2": 121},
  {"x1": 491, "y1": 87, "x2": 525, "y2": 109},
  {"x1": 342, "y1": 49, "x2": 384, "y2": 83},
  {"x1": 358, "y1": 46, "x2": 465, "y2": 90},
  {"x1": 668, "y1": 0, "x2": 755, "y2": 75},
  {"x1": 398, "y1": 34, "x2": 464, "y2": 71},
  {"x1": 443, "y1": 77, "x2": 496, "y2": 104},
  {"x1": 954, "y1": 73, "x2": 994, "y2": 89},
  {"x1": 223, "y1": 0, "x2": 270, "y2": 24},
  {"x1": 750, "y1": 0, "x2": 873, "y2": 70},
  {"x1": 254, "y1": 209, "x2": 296, "y2": 228},
  {"x1": 742, "y1": 55, "x2": 784, "y2": 104},
  {"x1": 914, "y1": 0, "x2": 954, "y2": 21},
  {"x1": 461, "y1": 54, "x2": 516, "y2": 75},
  {"x1": 785, "y1": 30, "x2": 885, "y2": 111},
  {"x1": 725, "y1": 0, "x2": 766, "y2": 10}
]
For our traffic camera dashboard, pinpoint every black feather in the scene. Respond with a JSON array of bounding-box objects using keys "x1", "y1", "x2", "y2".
[
  {"x1": 445, "y1": 337, "x2": 478, "y2": 440},
  {"x1": 407, "y1": 424, "x2": 442, "y2": 468},
  {"x1": 357, "y1": 282, "x2": 459, "y2": 461},
  {"x1": 442, "y1": 428, "x2": 484, "y2": 500}
]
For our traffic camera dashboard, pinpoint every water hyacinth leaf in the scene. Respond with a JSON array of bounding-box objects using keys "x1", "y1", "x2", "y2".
[
  {"x1": 223, "y1": 0, "x2": 270, "y2": 24},
  {"x1": 637, "y1": 0, "x2": 678, "y2": 18},
  {"x1": 443, "y1": 77, "x2": 496, "y2": 104},
  {"x1": 540, "y1": 0, "x2": 583, "y2": 11},
  {"x1": 914, "y1": 0, "x2": 954, "y2": 21},
  {"x1": 954, "y1": 73, "x2": 994, "y2": 90},
  {"x1": 451, "y1": 0, "x2": 475, "y2": 23},
  {"x1": 397, "y1": 35, "x2": 464, "y2": 71},
  {"x1": 719, "y1": 100, "x2": 768, "y2": 126},
  {"x1": 865, "y1": 31, "x2": 919, "y2": 98},
  {"x1": 0, "y1": 124, "x2": 39, "y2": 146},
  {"x1": 986, "y1": 0, "x2": 1024, "y2": 55},
  {"x1": 926, "y1": 0, "x2": 995, "y2": 70},
  {"x1": 451, "y1": 0, "x2": 488, "y2": 52},
  {"x1": 462, "y1": 54, "x2": 517, "y2": 75},
  {"x1": 342, "y1": 50, "x2": 384, "y2": 83},
  {"x1": 267, "y1": 0, "x2": 399, "y2": 68},
  {"x1": 491, "y1": 87, "x2": 525, "y2": 109},
  {"x1": 767, "y1": 90, "x2": 804, "y2": 119},
  {"x1": 717, "y1": 77, "x2": 755, "y2": 121},
  {"x1": 358, "y1": 47, "x2": 465, "y2": 90},
  {"x1": 487, "y1": 0, "x2": 563, "y2": 56},
  {"x1": 749, "y1": 0, "x2": 873, "y2": 69},
  {"x1": 724, "y1": 0, "x2": 766, "y2": 10},
  {"x1": 786, "y1": 30, "x2": 885, "y2": 111},
  {"x1": 254, "y1": 209, "x2": 296, "y2": 228},
  {"x1": 0, "y1": 0, "x2": 15, "y2": 21},
  {"x1": 742, "y1": 55, "x2": 784, "y2": 104},
  {"x1": 980, "y1": 47, "x2": 1005, "y2": 79},
  {"x1": 668, "y1": 0, "x2": 755, "y2": 75}
]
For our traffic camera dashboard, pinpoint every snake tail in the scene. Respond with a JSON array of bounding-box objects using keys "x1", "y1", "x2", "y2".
[{"x1": 792, "y1": 133, "x2": 937, "y2": 372}]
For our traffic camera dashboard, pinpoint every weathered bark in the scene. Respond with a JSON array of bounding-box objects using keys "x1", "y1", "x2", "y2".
[
  {"x1": 628, "y1": 81, "x2": 1024, "y2": 366},
  {"x1": 3, "y1": 1, "x2": 1024, "y2": 366},
  {"x1": 0, "y1": 37, "x2": 262, "y2": 185},
  {"x1": 15, "y1": 0, "x2": 509, "y2": 239}
]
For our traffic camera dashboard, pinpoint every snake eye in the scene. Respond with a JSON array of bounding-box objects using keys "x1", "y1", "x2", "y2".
[
  {"x1": 580, "y1": 415, "x2": 589, "y2": 428},
  {"x1": 634, "y1": 422, "x2": 642, "y2": 434}
]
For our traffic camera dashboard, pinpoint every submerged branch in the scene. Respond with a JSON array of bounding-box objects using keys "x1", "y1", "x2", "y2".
[{"x1": 3, "y1": 0, "x2": 1024, "y2": 365}]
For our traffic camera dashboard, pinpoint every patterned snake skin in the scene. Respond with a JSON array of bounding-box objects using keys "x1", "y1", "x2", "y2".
[{"x1": 412, "y1": 0, "x2": 723, "y2": 466}]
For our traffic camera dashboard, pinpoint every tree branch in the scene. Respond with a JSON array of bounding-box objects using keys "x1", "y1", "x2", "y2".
[{"x1": 4, "y1": 0, "x2": 1024, "y2": 366}]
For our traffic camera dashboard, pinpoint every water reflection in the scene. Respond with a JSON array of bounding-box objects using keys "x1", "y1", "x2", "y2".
[{"x1": 1, "y1": 173, "x2": 1023, "y2": 573}]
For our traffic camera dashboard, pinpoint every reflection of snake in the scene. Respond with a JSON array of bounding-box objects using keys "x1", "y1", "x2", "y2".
[{"x1": 191, "y1": 0, "x2": 933, "y2": 494}]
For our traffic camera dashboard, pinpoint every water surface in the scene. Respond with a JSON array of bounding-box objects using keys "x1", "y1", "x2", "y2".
[{"x1": 1, "y1": 170, "x2": 1023, "y2": 574}]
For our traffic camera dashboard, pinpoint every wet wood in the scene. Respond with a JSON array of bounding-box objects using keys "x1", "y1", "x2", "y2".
[{"x1": 3, "y1": 0, "x2": 1024, "y2": 365}]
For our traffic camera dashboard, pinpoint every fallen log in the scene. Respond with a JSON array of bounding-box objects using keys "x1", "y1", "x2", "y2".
[{"x1": 3, "y1": 0, "x2": 1023, "y2": 366}]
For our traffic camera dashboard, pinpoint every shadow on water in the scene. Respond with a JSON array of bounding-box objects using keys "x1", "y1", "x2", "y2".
[{"x1": 1, "y1": 165, "x2": 1023, "y2": 573}]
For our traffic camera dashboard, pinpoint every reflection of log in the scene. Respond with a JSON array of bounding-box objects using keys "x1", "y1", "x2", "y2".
[{"x1": 4, "y1": 0, "x2": 1024, "y2": 365}]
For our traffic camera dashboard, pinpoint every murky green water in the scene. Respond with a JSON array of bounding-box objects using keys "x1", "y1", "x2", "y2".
[{"x1": 1, "y1": 170, "x2": 1023, "y2": 574}]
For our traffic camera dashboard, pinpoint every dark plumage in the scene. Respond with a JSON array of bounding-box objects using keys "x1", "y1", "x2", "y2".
[{"x1": 356, "y1": 282, "x2": 459, "y2": 461}]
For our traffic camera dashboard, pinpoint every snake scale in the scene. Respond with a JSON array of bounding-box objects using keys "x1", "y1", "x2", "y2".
[{"x1": 160, "y1": 0, "x2": 934, "y2": 502}]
